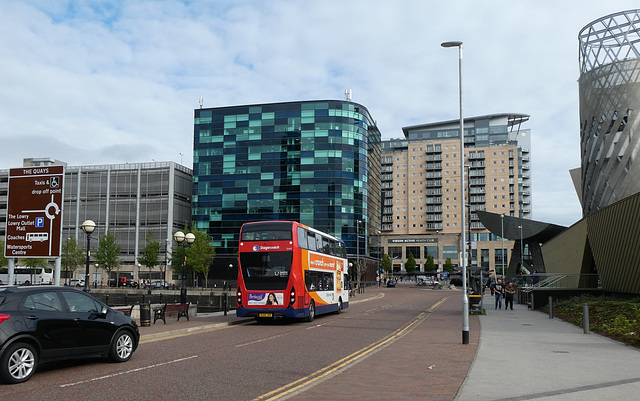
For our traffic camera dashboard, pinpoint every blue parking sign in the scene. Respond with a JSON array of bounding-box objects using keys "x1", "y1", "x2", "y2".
[{"x1": 35, "y1": 217, "x2": 44, "y2": 227}]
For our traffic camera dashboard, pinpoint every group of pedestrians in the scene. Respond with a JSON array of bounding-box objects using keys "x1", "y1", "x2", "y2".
[{"x1": 488, "y1": 278, "x2": 515, "y2": 310}]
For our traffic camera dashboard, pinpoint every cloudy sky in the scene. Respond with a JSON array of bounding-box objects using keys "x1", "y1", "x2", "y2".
[{"x1": 1, "y1": 1, "x2": 638, "y2": 227}]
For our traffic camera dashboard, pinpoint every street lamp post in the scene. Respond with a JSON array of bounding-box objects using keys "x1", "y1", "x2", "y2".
[
  {"x1": 442, "y1": 40, "x2": 469, "y2": 345},
  {"x1": 356, "y1": 220, "x2": 362, "y2": 293},
  {"x1": 501, "y1": 214, "x2": 505, "y2": 279},
  {"x1": 519, "y1": 225, "x2": 524, "y2": 273},
  {"x1": 174, "y1": 231, "x2": 195, "y2": 304},
  {"x1": 80, "y1": 220, "x2": 96, "y2": 293}
]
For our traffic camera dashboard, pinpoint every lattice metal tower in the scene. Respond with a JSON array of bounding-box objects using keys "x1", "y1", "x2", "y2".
[{"x1": 578, "y1": 9, "x2": 640, "y2": 216}]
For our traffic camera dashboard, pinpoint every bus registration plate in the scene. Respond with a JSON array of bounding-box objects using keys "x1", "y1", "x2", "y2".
[{"x1": 258, "y1": 313, "x2": 273, "y2": 318}]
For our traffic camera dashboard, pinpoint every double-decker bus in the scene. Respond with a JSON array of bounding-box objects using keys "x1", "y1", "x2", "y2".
[{"x1": 236, "y1": 221, "x2": 349, "y2": 322}]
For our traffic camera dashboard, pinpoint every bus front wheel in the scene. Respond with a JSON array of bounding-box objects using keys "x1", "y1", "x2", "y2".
[{"x1": 306, "y1": 300, "x2": 315, "y2": 322}]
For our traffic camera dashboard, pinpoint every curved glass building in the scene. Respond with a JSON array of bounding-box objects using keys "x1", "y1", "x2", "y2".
[
  {"x1": 578, "y1": 9, "x2": 640, "y2": 216},
  {"x1": 192, "y1": 100, "x2": 381, "y2": 268}
]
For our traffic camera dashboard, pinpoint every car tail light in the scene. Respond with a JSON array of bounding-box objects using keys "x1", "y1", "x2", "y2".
[
  {"x1": 236, "y1": 288, "x2": 243, "y2": 307},
  {"x1": 289, "y1": 287, "x2": 296, "y2": 307},
  {"x1": 0, "y1": 314, "x2": 10, "y2": 324}
]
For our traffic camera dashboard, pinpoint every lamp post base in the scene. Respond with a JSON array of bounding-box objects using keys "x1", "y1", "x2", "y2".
[
  {"x1": 462, "y1": 330, "x2": 469, "y2": 344},
  {"x1": 180, "y1": 287, "x2": 187, "y2": 304}
]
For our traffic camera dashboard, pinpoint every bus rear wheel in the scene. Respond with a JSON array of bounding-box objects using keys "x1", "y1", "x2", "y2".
[{"x1": 306, "y1": 300, "x2": 315, "y2": 322}]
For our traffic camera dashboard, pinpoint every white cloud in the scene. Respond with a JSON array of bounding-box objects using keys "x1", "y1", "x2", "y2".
[{"x1": 1, "y1": 0, "x2": 639, "y2": 227}]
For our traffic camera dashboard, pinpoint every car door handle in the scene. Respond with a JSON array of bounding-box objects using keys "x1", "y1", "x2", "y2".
[
  {"x1": 74, "y1": 318, "x2": 82, "y2": 322},
  {"x1": 27, "y1": 315, "x2": 39, "y2": 320}
]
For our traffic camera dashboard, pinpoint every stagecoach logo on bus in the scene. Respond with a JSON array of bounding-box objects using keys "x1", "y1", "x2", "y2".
[{"x1": 252, "y1": 245, "x2": 282, "y2": 252}]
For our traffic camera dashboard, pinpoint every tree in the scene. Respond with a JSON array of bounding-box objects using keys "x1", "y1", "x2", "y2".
[
  {"x1": 187, "y1": 229, "x2": 216, "y2": 288},
  {"x1": 381, "y1": 254, "x2": 392, "y2": 275},
  {"x1": 96, "y1": 231, "x2": 122, "y2": 284},
  {"x1": 0, "y1": 240, "x2": 7, "y2": 268},
  {"x1": 425, "y1": 254, "x2": 436, "y2": 272},
  {"x1": 171, "y1": 228, "x2": 216, "y2": 288},
  {"x1": 21, "y1": 258, "x2": 49, "y2": 269},
  {"x1": 405, "y1": 253, "x2": 417, "y2": 272},
  {"x1": 444, "y1": 257, "x2": 454, "y2": 272},
  {"x1": 139, "y1": 231, "x2": 160, "y2": 282},
  {"x1": 61, "y1": 237, "x2": 85, "y2": 284}
]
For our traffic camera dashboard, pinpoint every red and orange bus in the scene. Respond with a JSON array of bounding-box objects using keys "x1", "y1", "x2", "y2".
[{"x1": 236, "y1": 221, "x2": 349, "y2": 322}]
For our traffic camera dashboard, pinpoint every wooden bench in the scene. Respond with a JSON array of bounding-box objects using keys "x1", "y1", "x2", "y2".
[
  {"x1": 112, "y1": 305, "x2": 133, "y2": 316},
  {"x1": 153, "y1": 303, "x2": 189, "y2": 324}
]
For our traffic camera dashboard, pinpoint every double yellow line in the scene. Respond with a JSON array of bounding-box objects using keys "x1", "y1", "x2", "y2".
[{"x1": 254, "y1": 297, "x2": 448, "y2": 401}]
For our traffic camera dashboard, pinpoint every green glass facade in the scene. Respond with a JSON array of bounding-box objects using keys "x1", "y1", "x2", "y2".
[{"x1": 193, "y1": 100, "x2": 381, "y2": 261}]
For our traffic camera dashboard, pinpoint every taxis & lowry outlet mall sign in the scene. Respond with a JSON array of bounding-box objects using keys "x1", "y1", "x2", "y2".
[{"x1": 4, "y1": 166, "x2": 64, "y2": 258}]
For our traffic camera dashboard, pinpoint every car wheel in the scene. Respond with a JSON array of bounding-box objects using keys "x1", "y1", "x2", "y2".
[
  {"x1": 0, "y1": 342, "x2": 38, "y2": 384},
  {"x1": 306, "y1": 300, "x2": 315, "y2": 322},
  {"x1": 109, "y1": 330, "x2": 134, "y2": 363}
]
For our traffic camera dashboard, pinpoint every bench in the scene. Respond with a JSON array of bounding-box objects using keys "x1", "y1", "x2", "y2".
[
  {"x1": 113, "y1": 305, "x2": 133, "y2": 316},
  {"x1": 153, "y1": 303, "x2": 189, "y2": 324}
]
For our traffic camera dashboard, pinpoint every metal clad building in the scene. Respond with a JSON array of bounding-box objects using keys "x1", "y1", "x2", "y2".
[{"x1": 1, "y1": 158, "x2": 192, "y2": 283}]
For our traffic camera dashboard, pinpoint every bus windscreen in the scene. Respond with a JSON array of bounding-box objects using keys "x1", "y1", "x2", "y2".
[{"x1": 240, "y1": 251, "x2": 293, "y2": 290}]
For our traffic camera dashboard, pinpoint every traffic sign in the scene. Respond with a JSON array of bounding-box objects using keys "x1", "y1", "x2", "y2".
[{"x1": 4, "y1": 166, "x2": 65, "y2": 258}]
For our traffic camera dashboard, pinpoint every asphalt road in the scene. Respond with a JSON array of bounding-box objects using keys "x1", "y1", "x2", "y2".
[{"x1": 0, "y1": 285, "x2": 454, "y2": 400}]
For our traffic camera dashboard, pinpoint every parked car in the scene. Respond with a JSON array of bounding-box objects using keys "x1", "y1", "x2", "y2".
[
  {"x1": 68, "y1": 279, "x2": 85, "y2": 287},
  {"x1": 108, "y1": 278, "x2": 138, "y2": 288},
  {"x1": 0, "y1": 286, "x2": 140, "y2": 384},
  {"x1": 147, "y1": 280, "x2": 170, "y2": 289}
]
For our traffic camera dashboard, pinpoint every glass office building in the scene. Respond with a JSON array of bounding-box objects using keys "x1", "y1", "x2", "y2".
[{"x1": 193, "y1": 100, "x2": 382, "y2": 269}]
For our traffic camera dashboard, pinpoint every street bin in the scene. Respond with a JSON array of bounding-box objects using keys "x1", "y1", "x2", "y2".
[{"x1": 140, "y1": 303, "x2": 151, "y2": 327}]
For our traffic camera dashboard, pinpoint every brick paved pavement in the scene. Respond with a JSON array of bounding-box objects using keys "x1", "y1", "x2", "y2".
[{"x1": 288, "y1": 295, "x2": 480, "y2": 401}]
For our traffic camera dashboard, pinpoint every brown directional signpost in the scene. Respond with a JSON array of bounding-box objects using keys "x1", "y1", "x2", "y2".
[{"x1": 4, "y1": 166, "x2": 64, "y2": 259}]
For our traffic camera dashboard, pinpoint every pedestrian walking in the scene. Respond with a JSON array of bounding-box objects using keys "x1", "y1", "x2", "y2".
[
  {"x1": 504, "y1": 282, "x2": 515, "y2": 310},
  {"x1": 494, "y1": 279, "x2": 504, "y2": 310}
]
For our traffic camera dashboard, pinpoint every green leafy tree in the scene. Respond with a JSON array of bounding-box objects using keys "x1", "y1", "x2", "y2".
[
  {"x1": 187, "y1": 229, "x2": 216, "y2": 288},
  {"x1": 171, "y1": 228, "x2": 216, "y2": 288},
  {"x1": 405, "y1": 253, "x2": 417, "y2": 272},
  {"x1": 139, "y1": 231, "x2": 160, "y2": 282},
  {"x1": 425, "y1": 254, "x2": 436, "y2": 272},
  {"x1": 381, "y1": 254, "x2": 392, "y2": 275},
  {"x1": 21, "y1": 258, "x2": 49, "y2": 269},
  {"x1": 61, "y1": 237, "x2": 85, "y2": 284},
  {"x1": 0, "y1": 240, "x2": 7, "y2": 267},
  {"x1": 444, "y1": 257, "x2": 454, "y2": 272},
  {"x1": 96, "y1": 231, "x2": 122, "y2": 284}
]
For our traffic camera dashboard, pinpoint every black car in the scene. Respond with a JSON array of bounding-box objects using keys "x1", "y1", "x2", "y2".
[{"x1": 0, "y1": 286, "x2": 140, "y2": 384}]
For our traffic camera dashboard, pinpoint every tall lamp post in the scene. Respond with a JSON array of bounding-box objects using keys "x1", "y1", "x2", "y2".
[
  {"x1": 174, "y1": 231, "x2": 195, "y2": 304},
  {"x1": 356, "y1": 220, "x2": 362, "y2": 293},
  {"x1": 501, "y1": 214, "x2": 505, "y2": 279},
  {"x1": 519, "y1": 225, "x2": 524, "y2": 273},
  {"x1": 442, "y1": 40, "x2": 469, "y2": 345},
  {"x1": 80, "y1": 220, "x2": 96, "y2": 293}
]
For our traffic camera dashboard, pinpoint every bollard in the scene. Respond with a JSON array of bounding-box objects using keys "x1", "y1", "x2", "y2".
[
  {"x1": 140, "y1": 303, "x2": 151, "y2": 327},
  {"x1": 548, "y1": 296, "x2": 553, "y2": 319},
  {"x1": 105, "y1": 294, "x2": 110, "y2": 306},
  {"x1": 583, "y1": 303, "x2": 590, "y2": 334},
  {"x1": 223, "y1": 293, "x2": 228, "y2": 316}
]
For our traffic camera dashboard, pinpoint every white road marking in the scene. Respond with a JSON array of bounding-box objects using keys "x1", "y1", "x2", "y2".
[{"x1": 58, "y1": 355, "x2": 198, "y2": 388}]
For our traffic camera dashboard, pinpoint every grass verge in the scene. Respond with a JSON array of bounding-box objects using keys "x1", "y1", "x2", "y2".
[{"x1": 543, "y1": 294, "x2": 640, "y2": 348}]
